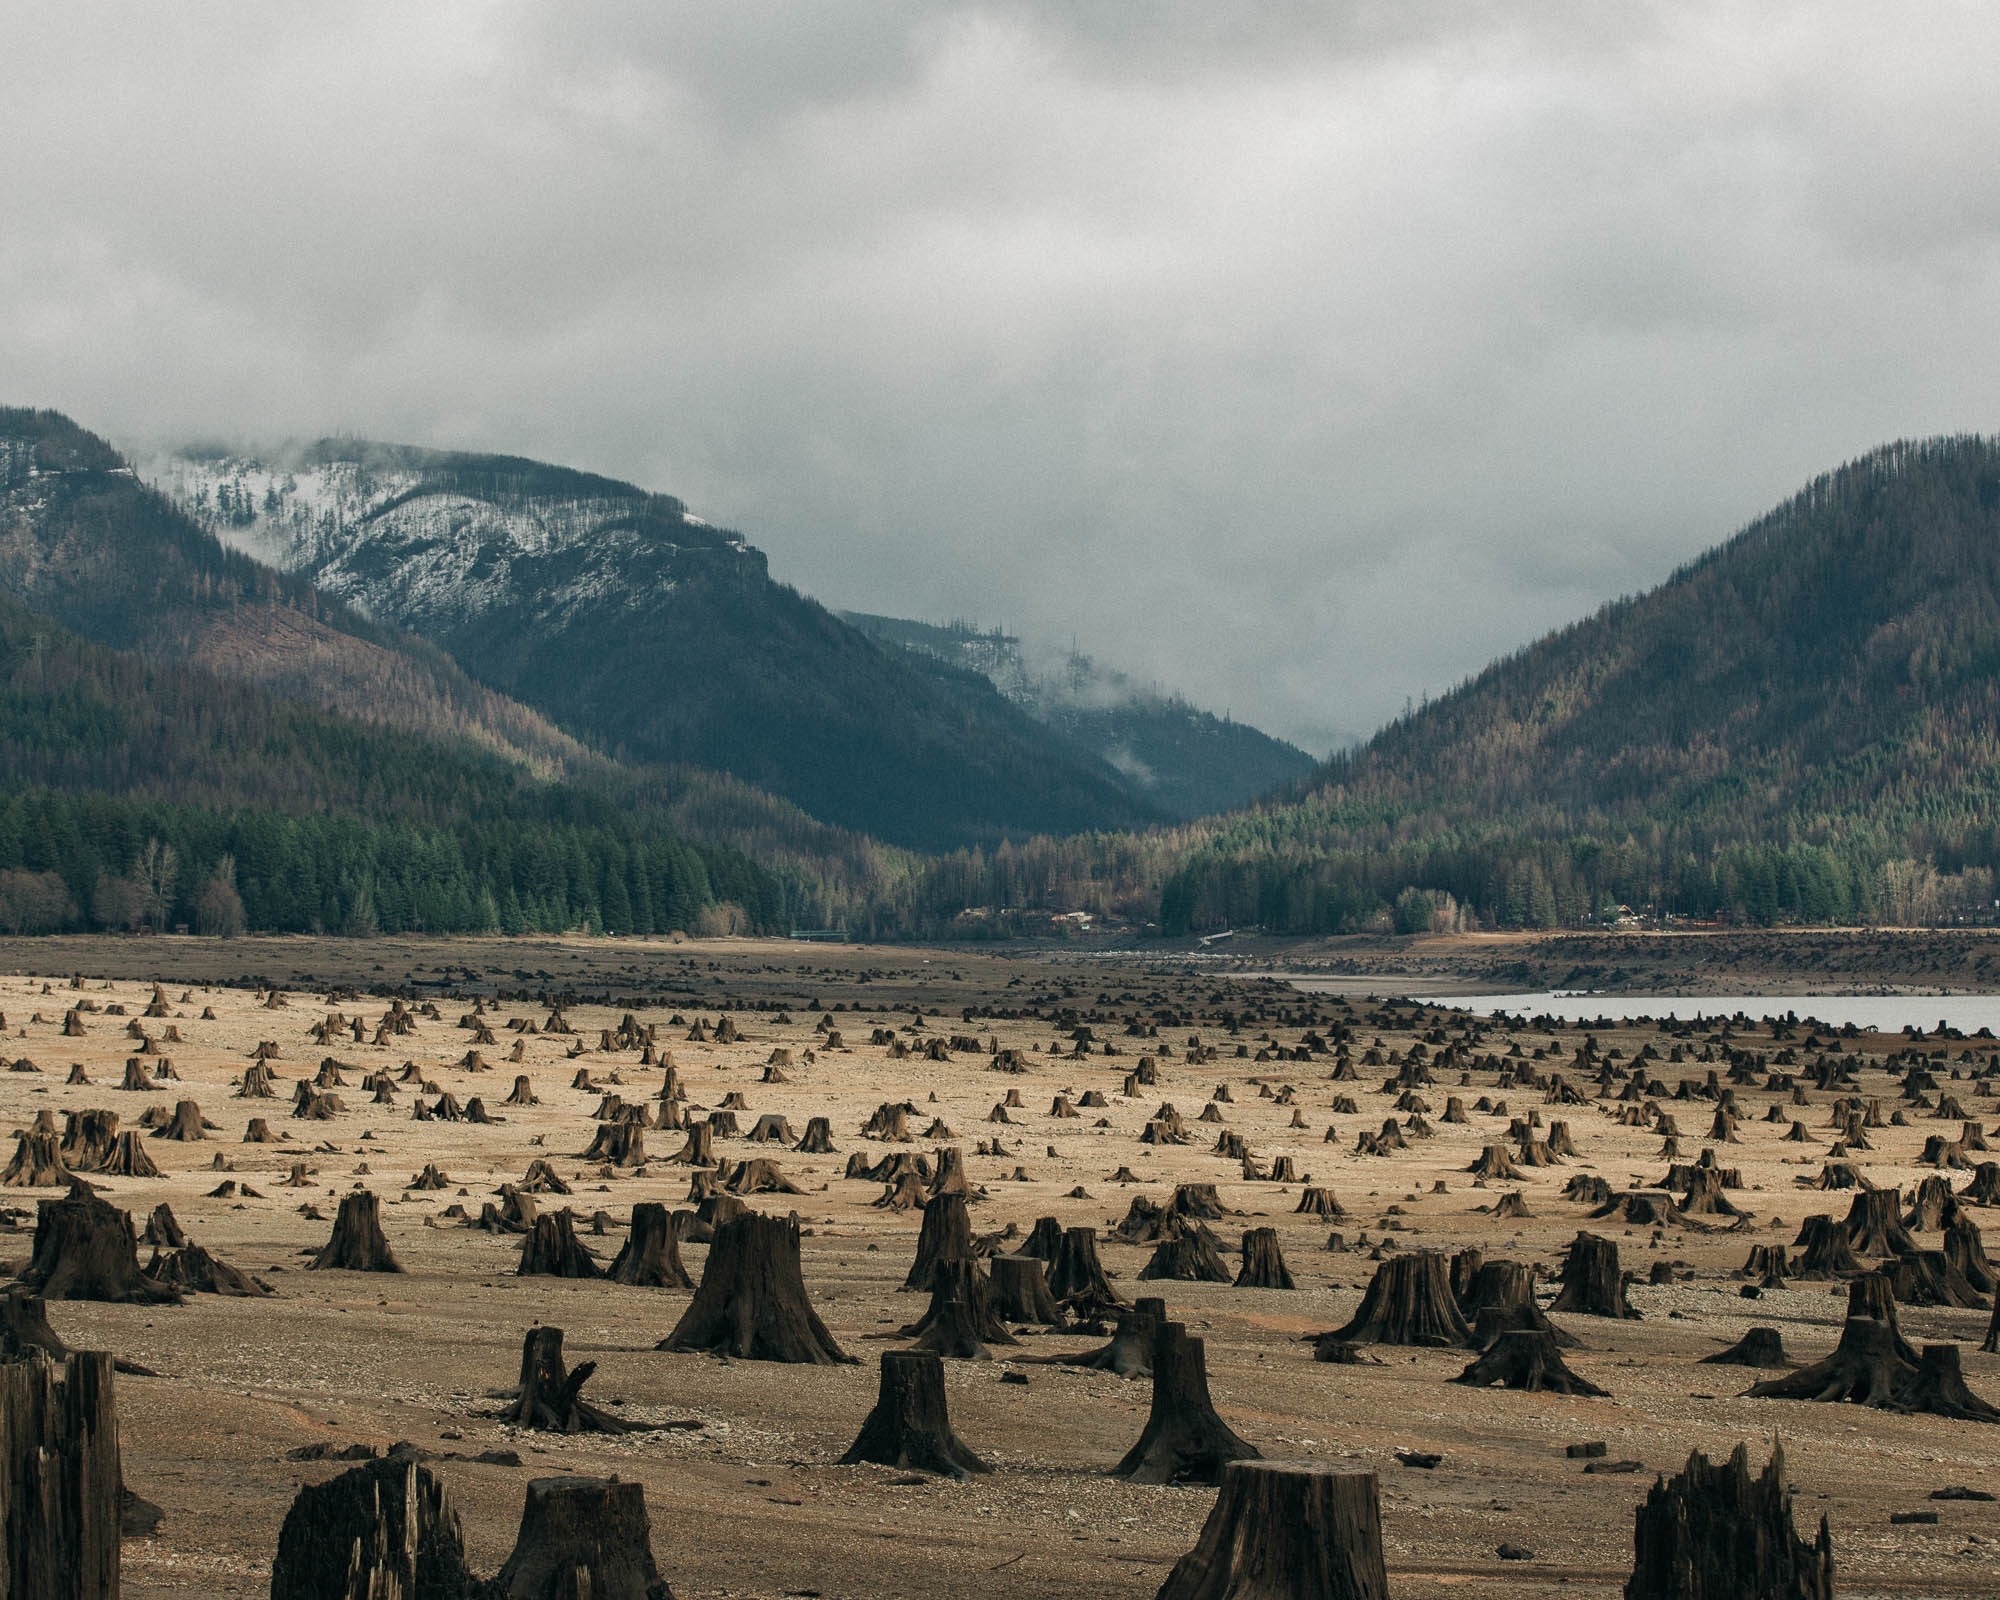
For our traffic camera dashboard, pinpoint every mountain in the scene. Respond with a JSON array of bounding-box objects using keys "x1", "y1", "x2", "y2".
[
  {"x1": 0, "y1": 407, "x2": 795, "y2": 936},
  {"x1": 151, "y1": 441, "x2": 1163, "y2": 851},
  {"x1": 839, "y1": 613, "x2": 1316, "y2": 820},
  {"x1": 1149, "y1": 436, "x2": 2000, "y2": 932}
]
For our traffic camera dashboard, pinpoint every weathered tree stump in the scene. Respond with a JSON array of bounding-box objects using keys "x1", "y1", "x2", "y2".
[
  {"x1": 1295, "y1": 1186, "x2": 1347, "y2": 1218},
  {"x1": 582, "y1": 1121, "x2": 646, "y2": 1167},
  {"x1": 18, "y1": 1190, "x2": 180, "y2": 1304},
  {"x1": 1625, "y1": 1441, "x2": 1831, "y2": 1600},
  {"x1": 667, "y1": 1121, "x2": 715, "y2": 1167},
  {"x1": 1153, "y1": 1460, "x2": 1387, "y2": 1600},
  {"x1": 1741, "y1": 1244, "x2": 1789, "y2": 1288},
  {"x1": 1699, "y1": 1326, "x2": 1793, "y2": 1368},
  {"x1": 1049, "y1": 1296, "x2": 1165, "y2": 1377},
  {"x1": 1235, "y1": 1227, "x2": 1297, "y2": 1289},
  {"x1": 1, "y1": 1129, "x2": 71, "y2": 1188},
  {"x1": 309, "y1": 1190, "x2": 403, "y2": 1273},
  {"x1": 0, "y1": 1289, "x2": 68, "y2": 1361},
  {"x1": 987, "y1": 1255, "x2": 1062, "y2": 1324},
  {"x1": 1139, "y1": 1215, "x2": 1231, "y2": 1284},
  {"x1": 519, "y1": 1210, "x2": 604, "y2": 1279},
  {"x1": 488, "y1": 1475, "x2": 674, "y2": 1600},
  {"x1": 151, "y1": 1099, "x2": 213, "y2": 1142},
  {"x1": 838, "y1": 1350, "x2": 989, "y2": 1479},
  {"x1": 1843, "y1": 1187, "x2": 1917, "y2": 1257},
  {"x1": 609, "y1": 1202, "x2": 691, "y2": 1289},
  {"x1": 1332, "y1": 1251, "x2": 1473, "y2": 1347},
  {"x1": 1048, "y1": 1226, "x2": 1124, "y2": 1314},
  {"x1": 1114, "y1": 1321, "x2": 1260, "y2": 1485},
  {"x1": 902, "y1": 1190, "x2": 973, "y2": 1291},
  {"x1": 1017, "y1": 1215, "x2": 1064, "y2": 1259},
  {"x1": 1455, "y1": 1329, "x2": 1607, "y2": 1395},
  {"x1": 1944, "y1": 1215, "x2": 1997, "y2": 1295},
  {"x1": 657, "y1": 1212, "x2": 850, "y2": 1363},
  {"x1": 98, "y1": 1133, "x2": 160, "y2": 1179},
  {"x1": 1550, "y1": 1233, "x2": 1638, "y2": 1319},
  {"x1": 1884, "y1": 1248, "x2": 1984, "y2": 1309},
  {"x1": 1790, "y1": 1214, "x2": 1864, "y2": 1279},
  {"x1": 1886, "y1": 1342, "x2": 2000, "y2": 1423},
  {"x1": 901, "y1": 1259, "x2": 1017, "y2": 1360},
  {"x1": 0, "y1": 1351, "x2": 123, "y2": 1599},
  {"x1": 504, "y1": 1325, "x2": 646, "y2": 1434},
  {"x1": 146, "y1": 1243, "x2": 269, "y2": 1297},
  {"x1": 1460, "y1": 1260, "x2": 1573, "y2": 1348},
  {"x1": 794, "y1": 1116, "x2": 836, "y2": 1153},
  {"x1": 1747, "y1": 1306, "x2": 1916, "y2": 1406}
]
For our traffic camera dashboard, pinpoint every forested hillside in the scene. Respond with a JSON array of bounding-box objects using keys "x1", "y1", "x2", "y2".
[{"x1": 158, "y1": 442, "x2": 1163, "y2": 850}]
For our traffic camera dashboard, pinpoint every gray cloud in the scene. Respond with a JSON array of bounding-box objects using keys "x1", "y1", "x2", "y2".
[{"x1": 7, "y1": 2, "x2": 1999, "y2": 756}]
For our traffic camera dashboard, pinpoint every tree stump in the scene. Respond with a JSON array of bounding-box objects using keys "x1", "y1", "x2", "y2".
[
  {"x1": 1699, "y1": 1326, "x2": 1793, "y2": 1368},
  {"x1": 1048, "y1": 1226, "x2": 1123, "y2": 1315},
  {"x1": 1235, "y1": 1227, "x2": 1297, "y2": 1289},
  {"x1": 1049, "y1": 1296, "x2": 1165, "y2": 1377},
  {"x1": 794, "y1": 1116, "x2": 836, "y2": 1153},
  {"x1": 146, "y1": 1243, "x2": 269, "y2": 1297},
  {"x1": 1461, "y1": 1260, "x2": 1573, "y2": 1348},
  {"x1": 1886, "y1": 1342, "x2": 2000, "y2": 1423},
  {"x1": 1455, "y1": 1329, "x2": 1607, "y2": 1395},
  {"x1": 1114, "y1": 1321, "x2": 1261, "y2": 1485},
  {"x1": 1944, "y1": 1216, "x2": 1996, "y2": 1295},
  {"x1": 1017, "y1": 1215, "x2": 1064, "y2": 1259},
  {"x1": 1790, "y1": 1215, "x2": 1863, "y2": 1279},
  {"x1": 19, "y1": 1190, "x2": 181, "y2": 1304},
  {"x1": 0, "y1": 1351, "x2": 122, "y2": 1599},
  {"x1": 667, "y1": 1121, "x2": 715, "y2": 1167},
  {"x1": 1741, "y1": 1244, "x2": 1789, "y2": 1288},
  {"x1": 1139, "y1": 1216, "x2": 1231, "y2": 1284},
  {"x1": 657, "y1": 1212, "x2": 850, "y2": 1363},
  {"x1": 1, "y1": 1129, "x2": 71, "y2": 1188},
  {"x1": 1747, "y1": 1313, "x2": 1916, "y2": 1406},
  {"x1": 269, "y1": 1455, "x2": 474, "y2": 1599},
  {"x1": 0, "y1": 1289, "x2": 69, "y2": 1361},
  {"x1": 309, "y1": 1190, "x2": 403, "y2": 1273},
  {"x1": 902, "y1": 1190, "x2": 973, "y2": 1291},
  {"x1": 609, "y1": 1203, "x2": 691, "y2": 1289},
  {"x1": 1550, "y1": 1233, "x2": 1638, "y2": 1319},
  {"x1": 1884, "y1": 1248, "x2": 1984, "y2": 1309},
  {"x1": 1625, "y1": 1441, "x2": 1831, "y2": 1600},
  {"x1": 152, "y1": 1099, "x2": 212, "y2": 1142},
  {"x1": 1296, "y1": 1186, "x2": 1347, "y2": 1218},
  {"x1": 1843, "y1": 1188, "x2": 1917, "y2": 1257},
  {"x1": 987, "y1": 1255, "x2": 1062, "y2": 1324},
  {"x1": 98, "y1": 1133, "x2": 160, "y2": 1179},
  {"x1": 518, "y1": 1211, "x2": 604, "y2": 1279},
  {"x1": 901, "y1": 1259, "x2": 1017, "y2": 1359},
  {"x1": 504, "y1": 1325, "x2": 647, "y2": 1434},
  {"x1": 1332, "y1": 1251, "x2": 1473, "y2": 1347},
  {"x1": 839, "y1": 1350, "x2": 989, "y2": 1479},
  {"x1": 488, "y1": 1475, "x2": 674, "y2": 1600},
  {"x1": 1153, "y1": 1460, "x2": 1388, "y2": 1600}
]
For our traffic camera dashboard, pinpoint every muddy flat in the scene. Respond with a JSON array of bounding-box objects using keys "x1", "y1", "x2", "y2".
[{"x1": 2, "y1": 934, "x2": 1997, "y2": 1597}]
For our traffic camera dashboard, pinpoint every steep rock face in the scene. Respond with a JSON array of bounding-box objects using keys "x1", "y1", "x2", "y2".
[{"x1": 157, "y1": 441, "x2": 1159, "y2": 850}]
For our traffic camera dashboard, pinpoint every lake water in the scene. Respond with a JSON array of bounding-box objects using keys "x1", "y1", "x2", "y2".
[{"x1": 1283, "y1": 983, "x2": 2000, "y2": 1036}]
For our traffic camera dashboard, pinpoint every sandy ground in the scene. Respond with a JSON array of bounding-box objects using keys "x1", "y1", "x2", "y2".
[{"x1": 1, "y1": 934, "x2": 1997, "y2": 1598}]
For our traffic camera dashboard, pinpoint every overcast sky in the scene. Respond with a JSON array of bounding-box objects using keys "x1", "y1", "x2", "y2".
[{"x1": 8, "y1": 3, "x2": 1999, "y2": 753}]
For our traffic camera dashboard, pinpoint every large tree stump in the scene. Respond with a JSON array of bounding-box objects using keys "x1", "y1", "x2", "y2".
[
  {"x1": 902, "y1": 1190, "x2": 973, "y2": 1291},
  {"x1": 0, "y1": 1351, "x2": 122, "y2": 1599},
  {"x1": 0, "y1": 1289, "x2": 69, "y2": 1362},
  {"x1": 504, "y1": 1325, "x2": 646, "y2": 1434},
  {"x1": 1113, "y1": 1321, "x2": 1260, "y2": 1485},
  {"x1": 146, "y1": 1243, "x2": 269, "y2": 1297},
  {"x1": 18, "y1": 1191, "x2": 180, "y2": 1304},
  {"x1": 609, "y1": 1203, "x2": 691, "y2": 1289},
  {"x1": 1139, "y1": 1215, "x2": 1231, "y2": 1283},
  {"x1": 1455, "y1": 1329, "x2": 1608, "y2": 1395},
  {"x1": 1843, "y1": 1187, "x2": 1917, "y2": 1257},
  {"x1": 309, "y1": 1190, "x2": 403, "y2": 1273},
  {"x1": 98, "y1": 1133, "x2": 160, "y2": 1179},
  {"x1": 1550, "y1": 1233, "x2": 1638, "y2": 1319},
  {"x1": 1790, "y1": 1215, "x2": 1863, "y2": 1279},
  {"x1": 518, "y1": 1211, "x2": 604, "y2": 1279},
  {"x1": 1883, "y1": 1248, "x2": 1984, "y2": 1309},
  {"x1": 151, "y1": 1099, "x2": 213, "y2": 1142},
  {"x1": 1235, "y1": 1227, "x2": 1297, "y2": 1289},
  {"x1": 1747, "y1": 1312, "x2": 1916, "y2": 1406},
  {"x1": 838, "y1": 1350, "x2": 989, "y2": 1479},
  {"x1": 987, "y1": 1255, "x2": 1062, "y2": 1324},
  {"x1": 1331, "y1": 1251, "x2": 1473, "y2": 1347},
  {"x1": 1050, "y1": 1296, "x2": 1166, "y2": 1377},
  {"x1": 656, "y1": 1212, "x2": 850, "y2": 1364},
  {"x1": 1460, "y1": 1260, "x2": 1574, "y2": 1348},
  {"x1": 1, "y1": 1129, "x2": 71, "y2": 1188},
  {"x1": 901, "y1": 1259, "x2": 1017, "y2": 1360},
  {"x1": 1886, "y1": 1342, "x2": 2000, "y2": 1423},
  {"x1": 269, "y1": 1455, "x2": 475, "y2": 1600},
  {"x1": 1154, "y1": 1460, "x2": 1388, "y2": 1600},
  {"x1": 1625, "y1": 1441, "x2": 1831, "y2": 1600},
  {"x1": 58, "y1": 1110, "x2": 118, "y2": 1172},
  {"x1": 794, "y1": 1116, "x2": 836, "y2": 1153},
  {"x1": 1017, "y1": 1215, "x2": 1064, "y2": 1259},
  {"x1": 1047, "y1": 1226, "x2": 1124, "y2": 1315},
  {"x1": 1944, "y1": 1215, "x2": 1996, "y2": 1295},
  {"x1": 488, "y1": 1475, "x2": 674, "y2": 1600}
]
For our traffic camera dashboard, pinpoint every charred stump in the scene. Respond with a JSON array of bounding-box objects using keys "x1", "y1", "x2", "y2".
[
  {"x1": 657, "y1": 1212, "x2": 850, "y2": 1364},
  {"x1": 488, "y1": 1475, "x2": 674, "y2": 1600},
  {"x1": 1625, "y1": 1441, "x2": 1831, "y2": 1600},
  {"x1": 1113, "y1": 1321, "x2": 1261, "y2": 1485},
  {"x1": 269, "y1": 1455, "x2": 474, "y2": 1600},
  {"x1": 839, "y1": 1351, "x2": 989, "y2": 1479},
  {"x1": 309, "y1": 1190, "x2": 403, "y2": 1273},
  {"x1": 609, "y1": 1203, "x2": 691, "y2": 1289},
  {"x1": 1550, "y1": 1232, "x2": 1638, "y2": 1319}
]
